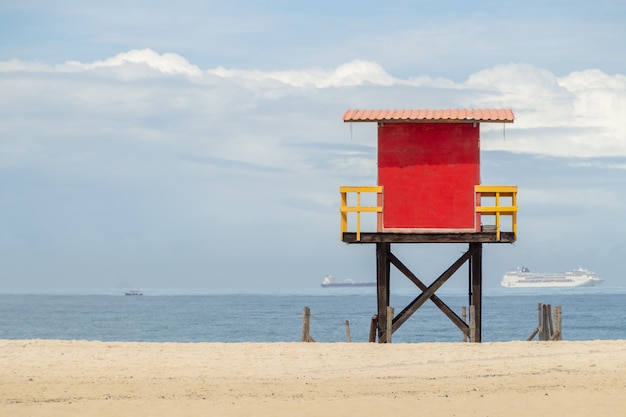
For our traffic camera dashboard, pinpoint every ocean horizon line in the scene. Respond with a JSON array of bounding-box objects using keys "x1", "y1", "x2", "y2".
[{"x1": 1, "y1": 285, "x2": 625, "y2": 297}]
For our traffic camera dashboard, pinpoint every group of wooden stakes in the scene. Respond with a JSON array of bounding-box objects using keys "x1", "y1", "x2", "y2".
[
  {"x1": 301, "y1": 302, "x2": 563, "y2": 343},
  {"x1": 527, "y1": 302, "x2": 563, "y2": 341}
]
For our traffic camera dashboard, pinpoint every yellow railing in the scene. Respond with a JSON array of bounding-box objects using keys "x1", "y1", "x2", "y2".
[
  {"x1": 339, "y1": 184, "x2": 517, "y2": 241},
  {"x1": 475, "y1": 185, "x2": 518, "y2": 241},
  {"x1": 340, "y1": 186, "x2": 383, "y2": 241}
]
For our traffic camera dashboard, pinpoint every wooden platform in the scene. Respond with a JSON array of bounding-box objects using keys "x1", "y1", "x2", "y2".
[
  {"x1": 342, "y1": 231, "x2": 516, "y2": 244},
  {"x1": 341, "y1": 230, "x2": 515, "y2": 343}
]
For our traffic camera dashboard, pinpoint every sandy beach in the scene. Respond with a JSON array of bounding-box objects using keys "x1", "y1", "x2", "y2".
[{"x1": 2, "y1": 339, "x2": 625, "y2": 416}]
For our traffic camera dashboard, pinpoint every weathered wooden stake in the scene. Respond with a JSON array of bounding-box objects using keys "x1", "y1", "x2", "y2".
[
  {"x1": 527, "y1": 303, "x2": 543, "y2": 341},
  {"x1": 527, "y1": 303, "x2": 562, "y2": 341},
  {"x1": 469, "y1": 305, "x2": 477, "y2": 342},
  {"x1": 537, "y1": 302, "x2": 543, "y2": 337},
  {"x1": 345, "y1": 320, "x2": 351, "y2": 343},
  {"x1": 385, "y1": 306, "x2": 394, "y2": 343},
  {"x1": 369, "y1": 315, "x2": 378, "y2": 342},
  {"x1": 556, "y1": 305, "x2": 562, "y2": 340},
  {"x1": 539, "y1": 304, "x2": 549, "y2": 341},
  {"x1": 462, "y1": 306, "x2": 467, "y2": 342},
  {"x1": 301, "y1": 306, "x2": 315, "y2": 342},
  {"x1": 547, "y1": 304, "x2": 554, "y2": 339},
  {"x1": 550, "y1": 306, "x2": 562, "y2": 341},
  {"x1": 526, "y1": 326, "x2": 539, "y2": 341}
]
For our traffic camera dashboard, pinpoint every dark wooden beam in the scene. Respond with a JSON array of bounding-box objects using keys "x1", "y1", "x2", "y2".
[
  {"x1": 376, "y1": 243, "x2": 391, "y2": 343},
  {"x1": 470, "y1": 242, "x2": 483, "y2": 342},
  {"x1": 392, "y1": 246, "x2": 477, "y2": 332},
  {"x1": 388, "y1": 252, "x2": 469, "y2": 337}
]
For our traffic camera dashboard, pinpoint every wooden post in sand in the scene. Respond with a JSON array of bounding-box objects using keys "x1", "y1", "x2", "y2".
[
  {"x1": 541, "y1": 303, "x2": 549, "y2": 340},
  {"x1": 369, "y1": 315, "x2": 378, "y2": 342},
  {"x1": 462, "y1": 306, "x2": 467, "y2": 342},
  {"x1": 527, "y1": 303, "x2": 543, "y2": 341},
  {"x1": 385, "y1": 306, "x2": 394, "y2": 343},
  {"x1": 345, "y1": 320, "x2": 351, "y2": 343},
  {"x1": 301, "y1": 306, "x2": 315, "y2": 342},
  {"x1": 469, "y1": 305, "x2": 477, "y2": 343},
  {"x1": 547, "y1": 304, "x2": 554, "y2": 340},
  {"x1": 550, "y1": 306, "x2": 562, "y2": 341},
  {"x1": 543, "y1": 304, "x2": 552, "y2": 341},
  {"x1": 557, "y1": 305, "x2": 562, "y2": 340},
  {"x1": 527, "y1": 303, "x2": 562, "y2": 341},
  {"x1": 538, "y1": 302, "x2": 545, "y2": 340}
]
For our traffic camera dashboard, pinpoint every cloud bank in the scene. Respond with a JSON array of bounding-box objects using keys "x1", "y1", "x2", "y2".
[
  {"x1": 1, "y1": 49, "x2": 625, "y2": 288},
  {"x1": 2, "y1": 49, "x2": 623, "y2": 159}
]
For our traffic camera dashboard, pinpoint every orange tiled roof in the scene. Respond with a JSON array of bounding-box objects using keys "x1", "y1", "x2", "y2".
[{"x1": 343, "y1": 109, "x2": 514, "y2": 123}]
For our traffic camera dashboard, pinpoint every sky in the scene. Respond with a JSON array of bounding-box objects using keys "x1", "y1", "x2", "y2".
[{"x1": 1, "y1": 1, "x2": 625, "y2": 291}]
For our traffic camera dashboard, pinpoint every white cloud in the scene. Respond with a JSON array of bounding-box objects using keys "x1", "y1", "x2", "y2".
[
  {"x1": 0, "y1": 49, "x2": 204, "y2": 78},
  {"x1": 463, "y1": 64, "x2": 626, "y2": 157},
  {"x1": 62, "y1": 49, "x2": 203, "y2": 78},
  {"x1": 209, "y1": 59, "x2": 395, "y2": 88}
]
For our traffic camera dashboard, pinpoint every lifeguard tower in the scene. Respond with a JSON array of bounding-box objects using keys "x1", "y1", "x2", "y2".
[{"x1": 340, "y1": 109, "x2": 517, "y2": 343}]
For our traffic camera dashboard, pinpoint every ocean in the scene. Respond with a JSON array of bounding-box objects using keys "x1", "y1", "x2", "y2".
[{"x1": 1, "y1": 287, "x2": 625, "y2": 343}]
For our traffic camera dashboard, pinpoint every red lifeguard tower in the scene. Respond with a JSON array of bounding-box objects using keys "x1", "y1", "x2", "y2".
[{"x1": 340, "y1": 109, "x2": 517, "y2": 342}]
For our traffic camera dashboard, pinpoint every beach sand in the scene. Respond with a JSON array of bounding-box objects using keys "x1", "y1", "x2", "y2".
[{"x1": 2, "y1": 339, "x2": 626, "y2": 416}]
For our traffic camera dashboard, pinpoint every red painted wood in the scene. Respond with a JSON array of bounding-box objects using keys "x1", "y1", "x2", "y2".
[{"x1": 377, "y1": 122, "x2": 480, "y2": 230}]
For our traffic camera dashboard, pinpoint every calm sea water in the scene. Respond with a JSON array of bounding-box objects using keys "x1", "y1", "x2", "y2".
[{"x1": 1, "y1": 287, "x2": 625, "y2": 343}]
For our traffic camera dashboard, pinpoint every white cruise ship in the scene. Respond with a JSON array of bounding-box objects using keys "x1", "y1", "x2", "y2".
[
  {"x1": 501, "y1": 267, "x2": 603, "y2": 288},
  {"x1": 321, "y1": 275, "x2": 376, "y2": 288}
]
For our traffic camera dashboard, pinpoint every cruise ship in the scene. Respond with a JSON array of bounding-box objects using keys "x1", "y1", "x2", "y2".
[
  {"x1": 501, "y1": 267, "x2": 603, "y2": 288},
  {"x1": 321, "y1": 275, "x2": 376, "y2": 288}
]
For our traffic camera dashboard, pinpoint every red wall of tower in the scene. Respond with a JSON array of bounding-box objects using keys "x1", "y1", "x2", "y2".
[{"x1": 377, "y1": 122, "x2": 480, "y2": 231}]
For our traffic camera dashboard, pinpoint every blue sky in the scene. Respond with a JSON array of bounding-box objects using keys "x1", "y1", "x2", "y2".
[{"x1": 1, "y1": 1, "x2": 625, "y2": 290}]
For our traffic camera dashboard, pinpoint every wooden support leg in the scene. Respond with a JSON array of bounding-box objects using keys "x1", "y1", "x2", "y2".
[
  {"x1": 469, "y1": 242, "x2": 483, "y2": 342},
  {"x1": 374, "y1": 243, "x2": 482, "y2": 342},
  {"x1": 376, "y1": 242, "x2": 391, "y2": 343}
]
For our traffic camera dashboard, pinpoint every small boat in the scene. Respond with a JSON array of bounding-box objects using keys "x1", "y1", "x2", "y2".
[
  {"x1": 125, "y1": 290, "x2": 143, "y2": 296},
  {"x1": 321, "y1": 275, "x2": 376, "y2": 288}
]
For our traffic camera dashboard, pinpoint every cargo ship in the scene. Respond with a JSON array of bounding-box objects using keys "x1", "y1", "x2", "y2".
[
  {"x1": 501, "y1": 267, "x2": 603, "y2": 288},
  {"x1": 321, "y1": 275, "x2": 376, "y2": 288}
]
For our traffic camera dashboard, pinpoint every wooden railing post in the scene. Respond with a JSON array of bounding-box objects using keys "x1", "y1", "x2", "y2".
[
  {"x1": 340, "y1": 190, "x2": 347, "y2": 237},
  {"x1": 376, "y1": 191, "x2": 383, "y2": 232},
  {"x1": 339, "y1": 186, "x2": 383, "y2": 241},
  {"x1": 475, "y1": 185, "x2": 518, "y2": 241}
]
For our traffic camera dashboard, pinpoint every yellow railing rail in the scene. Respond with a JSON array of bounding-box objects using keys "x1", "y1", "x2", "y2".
[
  {"x1": 339, "y1": 185, "x2": 516, "y2": 241},
  {"x1": 340, "y1": 186, "x2": 383, "y2": 241},
  {"x1": 475, "y1": 185, "x2": 518, "y2": 241}
]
